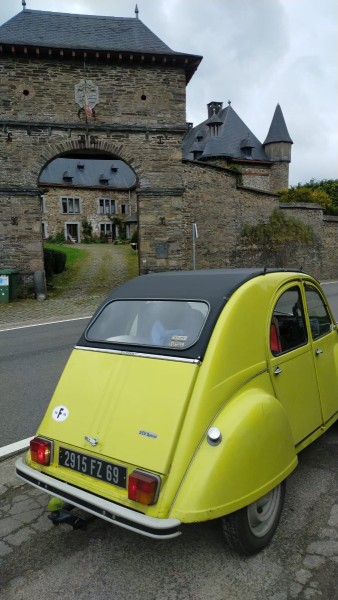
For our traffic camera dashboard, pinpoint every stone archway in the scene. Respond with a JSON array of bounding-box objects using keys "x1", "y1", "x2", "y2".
[
  {"x1": 34, "y1": 139, "x2": 143, "y2": 184},
  {"x1": 38, "y1": 144, "x2": 139, "y2": 245}
]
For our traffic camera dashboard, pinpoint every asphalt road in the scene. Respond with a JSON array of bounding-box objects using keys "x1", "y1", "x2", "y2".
[{"x1": 0, "y1": 319, "x2": 89, "y2": 447}]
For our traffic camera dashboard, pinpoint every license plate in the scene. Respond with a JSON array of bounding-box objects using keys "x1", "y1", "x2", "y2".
[{"x1": 59, "y1": 447, "x2": 127, "y2": 488}]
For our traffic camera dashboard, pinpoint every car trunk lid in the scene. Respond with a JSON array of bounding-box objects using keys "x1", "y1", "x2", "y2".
[{"x1": 38, "y1": 348, "x2": 199, "y2": 475}]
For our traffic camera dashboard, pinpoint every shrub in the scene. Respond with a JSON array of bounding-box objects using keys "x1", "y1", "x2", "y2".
[
  {"x1": 49, "y1": 230, "x2": 65, "y2": 244},
  {"x1": 130, "y1": 229, "x2": 138, "y2": 244},
  {"x1": 44, "y1": 248, "x2": 67, "y2": 279},
  {"x1": 278, "y1": 185, "x2": 336, "y2": 213},
  {"x1": 82, "y1": 219, "x2": 93, "y2": 242}
]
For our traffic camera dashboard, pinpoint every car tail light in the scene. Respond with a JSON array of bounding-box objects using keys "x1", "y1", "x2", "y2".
[
  {"x1": 128, "y1": 470, "x2": 160, "y2": 505},
  {"x1": 30, "y1": 437, "x2": 53, "y2": 466}
]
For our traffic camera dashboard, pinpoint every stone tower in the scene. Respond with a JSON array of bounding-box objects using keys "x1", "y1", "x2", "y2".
[
  {"x1": 0, "y1": 7, "x2": 202, "y2": 292},
  {"x1": 263, "y1": 103, "x2": 293, "y2": 192}
]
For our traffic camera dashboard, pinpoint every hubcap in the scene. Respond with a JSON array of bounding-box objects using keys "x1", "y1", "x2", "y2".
[{"x1": 247, "y1": 486, "x2": 281, "y2": 538}]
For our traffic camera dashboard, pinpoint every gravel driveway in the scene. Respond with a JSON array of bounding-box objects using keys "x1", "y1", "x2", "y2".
[{"x1": 0, "y1": 244, "x2": 138, "y2": 328}]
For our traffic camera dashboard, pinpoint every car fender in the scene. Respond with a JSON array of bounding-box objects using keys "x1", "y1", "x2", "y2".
[{"x1": 170, "y1": 388, "x2": 298, "y2": 523}]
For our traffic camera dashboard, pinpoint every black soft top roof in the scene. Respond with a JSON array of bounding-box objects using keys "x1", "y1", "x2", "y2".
[
  {"x1": 106, "y1": 268, "x2": 264, "y2": 301},
  {"x1": 77, "y1": 268, "x2": 293, "y2": 359}
]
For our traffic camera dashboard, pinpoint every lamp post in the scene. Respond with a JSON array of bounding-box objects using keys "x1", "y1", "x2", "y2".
[{"x1": 192, "y1": 223, "x2": 198, "y2": 270}]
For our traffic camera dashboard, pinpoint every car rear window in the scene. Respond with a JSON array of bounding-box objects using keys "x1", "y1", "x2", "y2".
[{"x1": 86, "y1": 300, "x2": 209, "y2": 350}]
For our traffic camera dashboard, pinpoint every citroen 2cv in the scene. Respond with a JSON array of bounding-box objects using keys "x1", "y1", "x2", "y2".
[{"x1": 16, "y1": 268, "x2": 338, "y2": 554}]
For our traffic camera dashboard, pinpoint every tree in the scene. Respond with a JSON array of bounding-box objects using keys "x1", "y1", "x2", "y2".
[{"x1": 278, "y1": 179, "x2": 338, "y2": 214}]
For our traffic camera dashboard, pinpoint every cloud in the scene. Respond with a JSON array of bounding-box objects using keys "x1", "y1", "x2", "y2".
[{"x1": 0, "y1": 0, "x2": 337, "y2": 185}]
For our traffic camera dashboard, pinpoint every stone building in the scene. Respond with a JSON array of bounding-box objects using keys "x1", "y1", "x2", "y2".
[
  {"x1": 0, "y1": 5, "x2": 337, "y2": 294},
  {"x1": 183, "y1": 101, "x2": 293, "y2": 193},
  {"x1": 39, "y1": 157, "x2": 138, "y2": 242},
  {"x1": 0, "y1": 5, "x2": 201, "y2": 293}
]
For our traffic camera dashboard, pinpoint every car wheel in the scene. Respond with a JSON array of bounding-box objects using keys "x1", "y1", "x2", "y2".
[{"x1": 221, "y1": 481, "x2": 286, "y2": 555}]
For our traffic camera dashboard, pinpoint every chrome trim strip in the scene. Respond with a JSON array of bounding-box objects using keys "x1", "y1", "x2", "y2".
[
  {"x1": 74, "y1": 345, "x2": 201, "y2": 364},
  {"x1": 16, "y1": 458, "x2": 181, "y2": 540}
]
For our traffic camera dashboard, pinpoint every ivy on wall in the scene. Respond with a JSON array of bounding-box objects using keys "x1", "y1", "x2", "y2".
[
  {"x1": 242, "y1": 209, "x2": 314, "y2": 246},
  {"x1": 240, "y1": 209, "x2": 314, "y2": 267}
]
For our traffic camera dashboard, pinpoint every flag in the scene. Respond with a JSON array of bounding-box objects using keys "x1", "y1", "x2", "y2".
[{"x1": 85, "y1": 104, "x2": 93, "y2": 118}]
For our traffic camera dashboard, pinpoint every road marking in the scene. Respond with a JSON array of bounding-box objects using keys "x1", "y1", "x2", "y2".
[
  {"x1": 0, "y1": 315, "x2": 91, "y2": 333},
  {"x1": 0, "y1": 437, "x2": 33, "y2": 460}
]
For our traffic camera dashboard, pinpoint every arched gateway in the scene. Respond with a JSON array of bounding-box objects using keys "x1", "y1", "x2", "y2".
[{"x1": 0, "y1": 6, "x2": 201, "y2": 296}]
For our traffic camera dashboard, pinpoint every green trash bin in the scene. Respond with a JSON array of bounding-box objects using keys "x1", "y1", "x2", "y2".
[{"x1": 0, "y1": 268, "x2": 19, "y2": 303}]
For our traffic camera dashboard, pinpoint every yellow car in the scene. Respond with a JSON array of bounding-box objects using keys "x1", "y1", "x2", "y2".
[{"x1": 16, "y1": 269, "x2": 338, "y2": 554}]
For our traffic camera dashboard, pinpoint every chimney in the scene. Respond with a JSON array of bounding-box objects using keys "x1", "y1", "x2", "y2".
[{"x1": 207, "y1": 101, "x2": 223, "y2": 119}]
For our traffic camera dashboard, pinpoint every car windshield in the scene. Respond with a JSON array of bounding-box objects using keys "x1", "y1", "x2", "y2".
[{"x1": 86, "y1": 300, "x2": 209, "y2": 349}]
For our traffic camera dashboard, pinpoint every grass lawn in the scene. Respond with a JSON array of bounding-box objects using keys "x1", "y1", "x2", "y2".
[
  {"x1": 44, "y1": 243, "x2": 89, "y2": 295},
  {"x1": 44, "y1": 243, "x2": 88, "y2": 268}
]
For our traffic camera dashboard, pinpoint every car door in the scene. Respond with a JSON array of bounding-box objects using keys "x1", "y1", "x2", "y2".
[
  {"x1": 304, "y1": 283, "x2": 338, "y2": 424},
  {"x1": 269, "y1": 283, "x2": 323, "y2": 446}
]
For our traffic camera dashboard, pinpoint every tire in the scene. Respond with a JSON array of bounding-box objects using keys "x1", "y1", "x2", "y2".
[{"x1": 221, "y1": 481, "x2": 286, "y2": 555}]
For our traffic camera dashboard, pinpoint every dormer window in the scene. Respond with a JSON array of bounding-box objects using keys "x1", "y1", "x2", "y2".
[
  {"x1": 206, "y1": 111, "x2": 223, "y2": 137},
  {"x1": 62, "y1": 171, "x2": 73, "y2": 183},
  {"x1": 240, "y1": 134, "x2": 255, "y2": 159},
  {"x1": 241, "y1": 147, "x2": 252, "y2": 158},
  {"x1": 99, "y1": 174, "x2": 109, "y2": 185},
  {"x1": 77, "y1": 162, "x2": 85, "y2": 170},
  {"x1": 111, "y1": 164, "x2": 119, "y2": 173}
]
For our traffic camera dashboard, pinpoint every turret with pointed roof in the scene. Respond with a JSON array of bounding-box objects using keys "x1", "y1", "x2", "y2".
[{"x1": 263, "y1": 103, "x2": 293, "y2": 163}]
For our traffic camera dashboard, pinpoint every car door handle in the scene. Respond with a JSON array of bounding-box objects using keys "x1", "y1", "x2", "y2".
[
  {"x1": 315, "y1": 348, "x2": 323, "y2": 355},
  {"x1": 274, "y1": 366, "x2": 282, "y2": 375}
]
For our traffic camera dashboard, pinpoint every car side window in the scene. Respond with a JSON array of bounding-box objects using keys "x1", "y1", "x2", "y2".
[
  {"x1": 270, "y1": 286, "x2": 307, "y2": 356},
  {"x1": 305, "y1": 285, "x2": 332, "y2": 340}
]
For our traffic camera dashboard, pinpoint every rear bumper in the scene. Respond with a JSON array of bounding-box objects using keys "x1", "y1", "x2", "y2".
[{"x1": 15, "y1": 457, "x2": 181, "y2": 539}]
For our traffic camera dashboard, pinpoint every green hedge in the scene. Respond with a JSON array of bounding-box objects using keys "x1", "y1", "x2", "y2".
[{"x1": 44, "y1": 248, "x2": 67, "y2": 279}]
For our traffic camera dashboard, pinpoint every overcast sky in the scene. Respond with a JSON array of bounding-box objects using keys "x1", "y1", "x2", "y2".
[{"x1": 1, "y1": 0, "x2": 337, "y2": 186}]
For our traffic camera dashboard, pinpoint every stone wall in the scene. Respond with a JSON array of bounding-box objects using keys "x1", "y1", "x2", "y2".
[
  {"x1": 181, "y1": 161, "x2": 279, "y2": 270},
  {"x1": 268, "y1": 162, "x2": 290, "y2": 193},
  {"x1": 0, "y1": 57, "x2": 186, "y2": 127},
  {"x1": 0, "y1": 189, "x2": 43, "y2": 285},
  {"x1": 181, "y1": 161, "x2": 337, "y2": 280},
  {"x1": 241, "y1": 164, "x2": 271, "y2": 192}
]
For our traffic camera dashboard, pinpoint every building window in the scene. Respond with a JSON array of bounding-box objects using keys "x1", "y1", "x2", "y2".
[
  {"x1": 99, "y1": 198, "x2": 115, "y2": 214},
  {"x1": 100, "y1": 223, "x2": 112, "y2": 236},
  {"x1": 121, "y1": 204, "x2": 127, "y2": 214},
  {"x1": 61, "y1": 197, "x2": 80, "y2": 214}
]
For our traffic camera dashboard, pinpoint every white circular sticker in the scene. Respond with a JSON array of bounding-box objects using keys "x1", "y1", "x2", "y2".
[{"x1": 52, "y1": 406, "x2": 69, "y2": 422}]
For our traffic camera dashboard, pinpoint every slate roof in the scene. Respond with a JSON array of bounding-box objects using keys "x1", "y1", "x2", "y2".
[
  {"x1": 0, "y1": 9, "x2": 176, "y2": 53},
  {"x1": 264, "y1": 103, "x2": 293, "y2": 145},
  {"x1": 0, "y1": 9, "x2": 202, "y2": 83},
  {"x1": 39, "y1": 158, "x2": 137, "y2": 189},
  {"x1": 183, "y1": 104, "x2": 269, "y2": 162}
]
